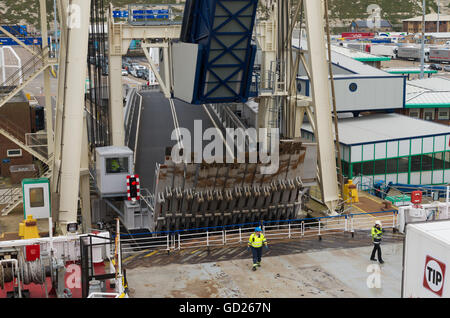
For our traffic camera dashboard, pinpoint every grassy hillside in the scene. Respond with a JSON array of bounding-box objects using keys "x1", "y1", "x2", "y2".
[
  {"x1": 0, "y1": 0, "x2": 449, "y2": 30},
  {"x1": 330, "y1": 0, "x2": 450, "y2": 29},
  {"x1": 0, "y1": 0, "x2": 180, "y2": 28}
]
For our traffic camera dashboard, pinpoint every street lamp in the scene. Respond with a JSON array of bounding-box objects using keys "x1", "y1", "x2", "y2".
[
  {"x1": 420, "y1": 0, "x2": 425, "y2": 79},
  {"x1": 437, "y1": 0, "x2": 440, "y2": 32}
]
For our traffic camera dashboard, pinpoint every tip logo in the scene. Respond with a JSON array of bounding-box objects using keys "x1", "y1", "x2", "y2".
[{"x1": 423, "y1": 255, "x2": 446, "y2": 297}]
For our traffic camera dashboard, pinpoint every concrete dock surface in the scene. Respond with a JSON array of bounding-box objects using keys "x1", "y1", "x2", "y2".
[{"x1": 126, "y1": 242, "x2": 403, "y2": 298}]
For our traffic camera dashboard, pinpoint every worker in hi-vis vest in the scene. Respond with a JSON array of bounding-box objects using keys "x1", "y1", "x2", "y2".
[
  {"x1": 110, "y1": 159, "x2": 121, "y2": 172},
  {"x1": 247, "y1": 227, "x2": 268, "y2": 271},
  {"x1": 370, "y1": 220, "x2": 384, "y2": 264}
]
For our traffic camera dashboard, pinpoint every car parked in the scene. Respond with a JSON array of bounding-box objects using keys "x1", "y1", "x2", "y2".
[
  {"x1": 430, "y1": 64, "x2": 442, "y2": 71},
  {"x1": 444, "y1": 65, "x2": 450, "y2": 72},
  {"x1": 129, "y1": 67, "x2": 138, "y2": 77},
  {"x1": 122, "y1": 69, "x2": 128, "y2": 76}
]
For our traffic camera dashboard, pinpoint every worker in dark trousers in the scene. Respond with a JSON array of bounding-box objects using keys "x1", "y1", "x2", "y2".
[
  {"x1": 247, "y1": 227, "x2": 268, "y2": 271},
  {"x1": 370, "y1": 220, "x2": 384, "y2": 264}
]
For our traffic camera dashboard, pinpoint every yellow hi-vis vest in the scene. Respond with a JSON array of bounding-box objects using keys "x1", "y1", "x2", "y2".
[
  {"x1": 371, "y1": 227, "x2": 383, "y2": 243},
  {"x1": 248, "y1": 233, "x2": 267, "y2": 248}
]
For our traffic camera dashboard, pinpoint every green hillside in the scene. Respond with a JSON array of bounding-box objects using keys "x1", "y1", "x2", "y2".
[
  {"x1": 0, "y1": 0, "x2": 179, "y2": 28},
  {"x1": 0, "y1": 0, "x2": 447, "y2": 30},
  {"x1": 328, "y1": 0, "x2": 439, "y2": 26}
]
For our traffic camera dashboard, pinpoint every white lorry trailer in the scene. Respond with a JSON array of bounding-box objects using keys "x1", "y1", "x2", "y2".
[
  {"x1": 402, "y1": 220, "x2": 450, "y2": 298},
  {"x1": 429, "y1": 47, "x2": 450, "y2": 64},
  {"x1": 397, "y1": 46, "x2": 430, "y2": 62},
  {"x1": 370, "y1": 44, "x2": 398, "y2": 58}
]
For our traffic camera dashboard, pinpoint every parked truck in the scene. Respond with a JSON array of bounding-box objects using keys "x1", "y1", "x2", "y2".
[
  {"x1": 397, "y1": 45, "x2": 430, "y2": 62},
  {"x1": 370, "y1": 44, "x2": 398, "y2": 58},
  {"x1": 402, "y1": 220, "x2": 450, "y2": 297},
  {"x1": 429, "y1": 47, "x2": 450, "y2": 64}
]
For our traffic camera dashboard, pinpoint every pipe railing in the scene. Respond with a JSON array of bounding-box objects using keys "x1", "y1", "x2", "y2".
[
  {"x1": 118, "y1": 210, "x2": 399, "y2": 256},
  {"x1": 0, "y1": 46, "x2": 49, "y2": 88}
]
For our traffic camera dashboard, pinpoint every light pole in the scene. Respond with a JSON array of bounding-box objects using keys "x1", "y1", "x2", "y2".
[
  {"x1": 437, "y1": 0, "x2": 440, "y2": 32},
  {"x1": 420, "y1": 0, "x2": 425, "y2": 79}
]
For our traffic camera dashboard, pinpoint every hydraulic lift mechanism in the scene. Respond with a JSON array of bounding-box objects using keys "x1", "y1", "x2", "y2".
[{"x1": 49, "y1": 0, "x2": 340, "y2": 233}]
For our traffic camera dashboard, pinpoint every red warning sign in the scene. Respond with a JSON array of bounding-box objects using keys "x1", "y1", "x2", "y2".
[{"x1": 423, "y1": 255, "x2": 446, "y2": 297}]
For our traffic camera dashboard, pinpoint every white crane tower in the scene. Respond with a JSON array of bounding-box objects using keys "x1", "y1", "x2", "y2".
[
  {"x1": 256, "y1": 0, "x2": 341, "y2": 213},
  {"x1": 34, "y1": 0, "x2": 341, "y2": 233}
]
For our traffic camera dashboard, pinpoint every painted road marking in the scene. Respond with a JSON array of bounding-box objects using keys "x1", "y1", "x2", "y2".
[
  {"x1": 352, "y1": 203, "x2": 376, "y2": 219},
  {"x1": 190, "y1": 249, "x2": 200, "y2": 254},
  {"x1": 123, "y1": 252, "x2": 144, "y2": 263},
  {"x1": 143, "y1": 250, "x2": 158, "y2": 258}
]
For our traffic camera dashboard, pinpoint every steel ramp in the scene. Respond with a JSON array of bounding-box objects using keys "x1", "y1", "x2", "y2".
[{"x1": 152, "y1": 140, "x2": 313, "y2": 232}]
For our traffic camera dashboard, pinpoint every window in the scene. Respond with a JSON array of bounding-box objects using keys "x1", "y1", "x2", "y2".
[
  {"x1": 438, "y1": 108, "x2": 449, "y2": 120},
  {"x1": 410, "y1": 155, "x2": 422, "y2": 172},
  {"x1": 386, "y1": 158, "x2": 398, "y2": 174},
  {"x1": 409, "y1": 110, "x2": 419, "y2": 118},
  {"x1": 29, "y1": 187, "x2": 44, "y2": 208},
  {"x1": 342, "y1": 161, "x2": 349, "y2": 176},
  {"x1": 398, "y1": 157, "x2": 409, "y2": 173},
  {"x1": 362, "y1": 161, "x2": 374, "y2": 176},
  {"x1": 105, "y1": 157, "x2": 129, "y2": 174},
  {"x1": 434, "y1": 152, "x2": 445, "y2": 170},
  {"x1": 422, "y1": 154, "x2": 433, "y2": 171},
  {"x1": 445, "y1": 151, "x2": 450, "y2": 169},
  {"x1": 423, "y1": 110, "x2": 434, "y2": 121},
  {"x1": 353, "y1": 162, "x2": 362, "y2": 177},
  {"x1": 7, "y1": 149, "x2": 22, "y2": 157},
  {"x1": 374, "y1": 159, "x2": 386, "y2": 175}
]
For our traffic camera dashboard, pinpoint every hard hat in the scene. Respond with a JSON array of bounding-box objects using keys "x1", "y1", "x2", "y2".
[
  {"x1": 255, "y1": 227, "x2": 262, "y2": 232},
  {"x1": 375, "y1": 220, "x2": 382, "y2": 226}
]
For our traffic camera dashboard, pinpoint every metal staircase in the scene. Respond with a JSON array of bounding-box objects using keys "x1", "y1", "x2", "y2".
[
  {"x1": 0, "y1": 48, "x2": 54, "y2": 216},
  {"x1": 0, "y1": 114, "x2": 50, "y2": 165},
  {"x1": 0, "y1": 46, "x2": 57, "y2": 109}
]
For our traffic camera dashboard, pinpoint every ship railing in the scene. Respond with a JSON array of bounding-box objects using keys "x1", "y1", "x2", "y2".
[
  {"x1": 118, "y1": 210, "x2": 400, "y2": 257},
  {"x1": 87, "y1": 292, "x2": 123, "y2": 298}
]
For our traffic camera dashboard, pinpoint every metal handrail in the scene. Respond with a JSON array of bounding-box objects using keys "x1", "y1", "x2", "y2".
[
  {"x1": 0, "y1": 119, "x2": 49, "y2": 162},
  {"x1": 0, "y1": 47, "x2": 49, "y2": 89},
  {"x1": 120, "y1": 210, "x2": 400, "y2": 256}
]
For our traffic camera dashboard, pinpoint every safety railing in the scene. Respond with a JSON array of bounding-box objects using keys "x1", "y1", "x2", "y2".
[
  {"x1": 139, "y1": 84, "x2": 160, "y2": 91},
  {"x1": 0, "y1": 187, "x2": 22, "y2": 204},
  {"x1": 0, "y1": 114, "x2": 48, "y2": 155},
  {"x1": 87, "y1": 292, "x2": 122, "y2": 298},
  {"x1": 0, "y1": 159, "x2": 52, "y2": 215},
  {"x1": 121, "y1": 234, "x2": 171, "y2": 255},
  {"x1": 124, "y1": 87, "x2": 138, "y2": 146},
  {"x1": 139, "y1": 188, "x2": 155, "y2": 215},
  {"x1": 0, "y1": 46, "x2": 49, "y2": 89},
  {"x1": 118, "y1": 210, "x2": 399, "y2": 256}
]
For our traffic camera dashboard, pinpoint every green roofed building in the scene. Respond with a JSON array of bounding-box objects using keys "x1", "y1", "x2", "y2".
[
  {"x1": 402, "y1": 76, "x2": 450, "y2": 125},
  {"x1": 301, "y1": 113, "x2": 450, "y2": 187}
]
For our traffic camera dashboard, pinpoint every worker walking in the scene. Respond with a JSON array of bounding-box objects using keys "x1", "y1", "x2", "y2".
[
  {"x1": 370, "y1": 220, "x2": 384, "y2": 264},
  {"x1": 248, "y1": 227, "x2": 268, "y2": 271}
]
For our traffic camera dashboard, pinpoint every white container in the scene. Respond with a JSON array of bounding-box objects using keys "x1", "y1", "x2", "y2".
[
  {"x1": 370, "y1": 44, "x2": 398, "y2": 58},
  {"x1": 402, "y1": 220, "x2": 450, "y2": 298}
]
